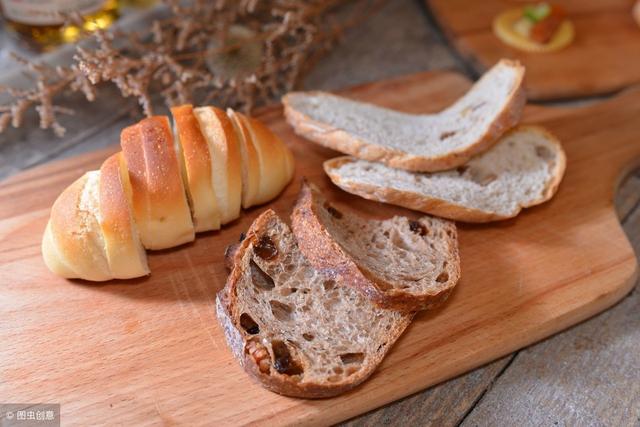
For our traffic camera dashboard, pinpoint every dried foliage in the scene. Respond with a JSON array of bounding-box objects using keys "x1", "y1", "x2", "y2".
[{"x1": 0, "y1": 0, "x2": 384, "y2": 137}]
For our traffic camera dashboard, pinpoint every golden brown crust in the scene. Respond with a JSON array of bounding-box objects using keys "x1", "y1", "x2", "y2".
[
  {"x1": 171, "y1": 105, "x2": 221, "y2": 232},
  {"x1": 283, "y1": 60, "x2": 525, "y2": 172},
  {"x1": 227, "y1": 109, "x2": 261, "y2": 209},
  {"x1": 323, "y1": 125, "x2": 567, "y2": 223},
  {"x1": 291, "y1": 181, "x2": 459, "y2": 311},
  {"x1": 46, "y1": 173, "x2": 111, "y2": 281},
  {"x1": 193, "y1": 106, "x2": 242, "y2": 225},
  {"x1": 237, "y1": 113, "x2": 295, "y2": 206},
  {"x1": 121, "y1": 116, "x2": 195, "y2": 249},
  {"x1": 99, "y1": 154, "x2": 149, "y2": 279}
]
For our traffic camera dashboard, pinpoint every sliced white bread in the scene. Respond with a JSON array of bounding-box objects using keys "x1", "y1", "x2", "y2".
[
  {"x1": 324, "y1": 125, "x2": 566, "y2": 223},
  {"x1": 283, "y1": 59, "x2": 525, "y2": 172},
  {"x1": 171, "y1": 105, "x2": 222, "y2": 232},
  {"x1": 217, "y1": 209, "x2": 412, "y2": 398},
  {"x1": 193, "y1": 106, "x2": 243, "y2": 225},
  {"x1": 291, "y1": 181, "x2": 460, "y2": 311},
  {"x1": 228, "y1": 109, "x2": 295, "y2": 208}
]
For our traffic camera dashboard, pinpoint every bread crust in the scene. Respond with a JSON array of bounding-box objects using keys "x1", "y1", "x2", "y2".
[
  {"x1": 121, "y1": 116, "x2": 195, "y2": 249},
  {"x1": 283, "y1": 59, "x2": 525, "y2": 172},
  {"x1": 99, "y1": 154, "x2": 149, "y2": 279},
  {"x1": 324, "y1": 125, "x2": 567, "y2": 223},
  {"x1": 291, "y1": 181, "x2": 459, "y2": 311},
  {"x1": 227, "y1": 109, "x2": 260, "y2": 209},
  {"x1": 236, "y1": 112, "x2": 295, "y2": 206},
  {"x1": 193, "y1": 107, "x2": 242, "y2": 225},
  {"x1": 44, "y1": 173, "x2": 111, "y2": 281},
  {"x1": 217, "y1": 209, "x2": 412, "y2": 398},
  {"x1": 171, "y1": 105, "x2": 221, "y2": 232}
]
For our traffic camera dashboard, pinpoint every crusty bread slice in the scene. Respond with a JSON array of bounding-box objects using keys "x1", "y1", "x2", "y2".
[
  {"x1": 324, "y1": 125, "x2": 566, "y2": 223},
  {"x1": 291, "y1": 182, "x2": 459, "y2": 311},
  {"x1": 216, "y1": 209, "x2": 412, "y2": 398},
  {"x1": 283, "y1": 59, "x2": 525, "y2": 172}
]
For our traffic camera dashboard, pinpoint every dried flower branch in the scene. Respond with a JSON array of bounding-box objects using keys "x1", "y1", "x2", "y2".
[{"x1": 0, "y1": 0, "x2": 385, "y2": 137}]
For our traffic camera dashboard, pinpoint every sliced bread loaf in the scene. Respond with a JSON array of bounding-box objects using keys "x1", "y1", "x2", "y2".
[
  {"x1": 216, "y1": 209, "x2": 412, "y2": 398},
  {"x1": 291, "y1": 182, "x2": 460, "y2": 311},
  {"x1": 324, "y1": 125, "x2": 566, "y2": 223},
  {"x1": 283, "y1": 59, "x2": 525, "y2": 172}
]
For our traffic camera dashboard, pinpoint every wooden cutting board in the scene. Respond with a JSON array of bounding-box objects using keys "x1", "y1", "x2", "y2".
[
  {"x1": 427, "y1": 0, "x2": 640, "y2": 100},
  {"x1": 1, "y1": 69, "x2": 639, "y2": 426}
]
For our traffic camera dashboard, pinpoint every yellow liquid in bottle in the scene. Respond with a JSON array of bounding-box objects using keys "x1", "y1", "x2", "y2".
[{"x1": 2, "y1": 0, "x2": 119, "y2": 51}]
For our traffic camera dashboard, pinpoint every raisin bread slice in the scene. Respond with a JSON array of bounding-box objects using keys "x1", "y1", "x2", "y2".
[
  {"x1": 323, "y1": 125, "x2": 566, "y2": 223},
  {"x1": 216, "y1": 209, "x2": 412, "y2": 398},
  {"x1": 283, "y1": 59, "x2": 525, "y2": 172},
  {"x1": 291, "y1": 182, "x2": 460, "y2": 311}
]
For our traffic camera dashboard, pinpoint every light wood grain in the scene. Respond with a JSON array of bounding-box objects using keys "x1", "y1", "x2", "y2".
[
  {"x1": 427, "y1": 0, "x2": 640, "y2": 100},
  {"x1": 1, "y1": 70, "x2": 639, "y2": 426}
]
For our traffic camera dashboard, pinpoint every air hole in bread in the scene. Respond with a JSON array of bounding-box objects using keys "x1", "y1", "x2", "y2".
[
  {"x1": 391, "y1": 232, "x2": 413, "y2": 251},
  {"x1": 346, "y1": 366, "x2": 359, "y2": 376},
  {"x1": 323, "y1": 202, "x2": 343, "y2": 219},
  {"x1": 327, "y1": 375, "x2": 341, "y2": 383},
  {"x1": 240, "y1": 313, "x2": 260, "y2": 335},
  {"x1": 279, "y1": 287, "x2": 298, "y2": 296},
  {"x1": 323, "y1": 280, "x2": 336, "y2": 291},
  {"x1": 469, "y1": 168, "x2": 498, "y2": 186},
  {"x1": 340, "y1": 352, "x2": 365, "y2": 365},
  {"x1": 302, "y1": 333, "x2": 315, "y2": 341},
  {"x1": 271, "y1": 340, "x2": 304, "y2": 375},
  {"x1": 250, "y1": 259, "x2": 275, "y2": 290},
  {"x1": 436, "y1": 271, "x2": 449, "y2": 283},
  {"x1": 270, "y1": 300, "x2": 293, "y2": 322},
  {"x1": 456, "y1": 165, "x2": 469, "y2": 175},
  {"x1": 535, "y1": 145, "x2": 553, "y2": 161},
  {"x1": 376, "y1": 342, "x2": 387, "y2": 352},
  {"x1": 254, "y1": 235, "x2": 278, "y2": 260},
  {"x1": 439, "y1": 130, "x2": 457, "y2": 140},
  {"x1": 409, "y1": 220, "x2": 427, "y2": 236}
]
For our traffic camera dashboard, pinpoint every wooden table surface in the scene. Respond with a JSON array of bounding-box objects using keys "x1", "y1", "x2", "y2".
[{"x1": 0, "y1": 1, "x2": 638, "y2": 426}]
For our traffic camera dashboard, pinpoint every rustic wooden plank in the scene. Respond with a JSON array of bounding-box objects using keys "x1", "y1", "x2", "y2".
[{"x1": 341, "y1": 356, "x2": 513, "y2": 427}]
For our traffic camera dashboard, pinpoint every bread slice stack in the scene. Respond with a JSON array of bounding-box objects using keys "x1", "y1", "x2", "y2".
[
  {"x1": 42, "y1": 105, "x2": 294, "y2": 281},
  {"x1": 217, "y1": 182, "x2": 460, "y2": 397},
  {"x1": 283, "y1": 60, "x2": 566, "y2": 222}
]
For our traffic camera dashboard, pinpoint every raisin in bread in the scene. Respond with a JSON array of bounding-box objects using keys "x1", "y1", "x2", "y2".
[
  {"x1": 291, "y1": 181, "x2": 460, "y2": 311},
  {"x1": 216, "y1": 209, "x2": 412, "y2": 398}
]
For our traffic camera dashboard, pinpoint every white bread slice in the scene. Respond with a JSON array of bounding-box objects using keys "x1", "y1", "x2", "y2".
[
  {"x1": 171, "y1": 105, "x2": 222, "y2": 232},
  {"x1": 98, "y1": 154, "x2": 150, "y2": 279},
  {"x1": 227, "y1": 108, "x2": 261, "y2": 209},
  {"x1": 42, "y1": 172, "x2": 112, "y2": 281},
  {"x1": 324, "y1": 125, "x2": 566, "y2": 223},
  {"x1": 283, "y1": 59, "x2": 525, "y2": 172},
  {"x1": 291, "y1": 181, "x2": 460, "y2": 311},
  {"x1": 120, "y1": 116, "x2": 195, "y2": 249},
  {"x1": 229, "y1": 110, "x2": 296, "y2": 208},
  {"x1": 193, "y1": 106, "x2": 242, "y2": 225},
  {"x1": 217, "y1": 209, "x2": 412, "y2": 398}
]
